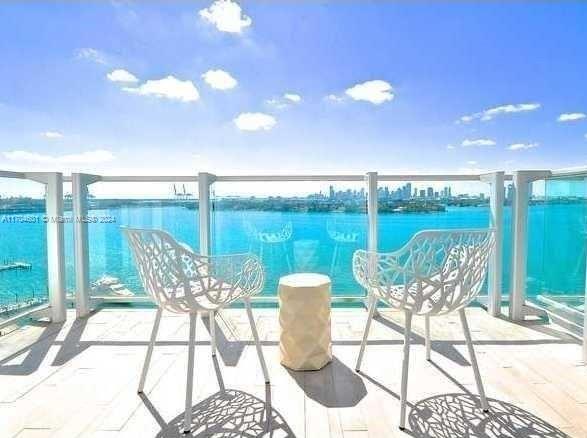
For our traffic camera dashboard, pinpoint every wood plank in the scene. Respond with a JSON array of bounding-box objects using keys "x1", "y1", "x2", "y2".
[{"x1": 0, "y1": 307, "x2": 584, "y2": 438}]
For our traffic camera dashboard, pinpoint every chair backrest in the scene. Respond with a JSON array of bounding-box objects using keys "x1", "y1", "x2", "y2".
[
  {"x1": 123, "y1": 227, "x2": 206, "y2": 312},
  {"x1": 353, "y1": 229, "x2": 495, "y2": 315}
]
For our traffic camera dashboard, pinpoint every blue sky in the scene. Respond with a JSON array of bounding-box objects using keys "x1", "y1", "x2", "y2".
[{"x1": 1, "y1": 1, "x2": 586, "y2": 179}]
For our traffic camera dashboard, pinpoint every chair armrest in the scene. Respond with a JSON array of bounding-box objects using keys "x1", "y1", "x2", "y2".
[
  {"x1": 208, "y1": 253, "x2": 265, "y2": 297},
  {"x1": 353, "y1": 250, "x2": 403, "y2": 290}
]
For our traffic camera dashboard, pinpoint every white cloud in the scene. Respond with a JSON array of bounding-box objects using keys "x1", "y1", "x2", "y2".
[
  {"x1": 345, "y1": 80, "x2": 394, "y2": 105},
  {"x1": 508, "y1": 142, "x2": 539, "y2": 151},
  {"x1": 199, "y1": 0, "x2": 252, "y2": 34},
  {"x1": 446, "y1": 144, "x2": 455, "y2": 150},
  {"x1": 266, "y1": 93, "x2": 302, "y2": 109},
  {"x1": 75, "y1": 48, "x2": 108, "y2": 65},
  {"x1": 123, "y1": 76, "x2": 200, "y2": 102},
  {"x1": 234, "y1": 112, "x2": 276, "y2": 131},
  {"x1": 265, "y1": 98, "x2": 287, "y2": 109},
  {"x1": 467, "y1": 160, "x2": 478, "y2": 165},
  {"x1": 325, "y1": 94, "x2": 344, "y2": 103},
  {"x1": 459, "y1": 103, "x2": 541, "y2": 123},
  {"x1": 3, "y1": 149, "x2": 115, "y2": 164},
  {"x1": 461, "y1": 138, "x2": 496, "y2": 147},
  {"x1": 107, "y1": 69, "x2": 139, "y2": 83},
  {"x1": 201, "y1": 69, "x2": 237, "y2": 90},
  {"x1": 283, "y1": 93, "x2": 301, "y2": 103},
  {"x1": 41, "y1": 131, "x2": 63, "y2": 139},
  {"x1": 557, "y1": 112, "x2": 586, "y2": 122}
]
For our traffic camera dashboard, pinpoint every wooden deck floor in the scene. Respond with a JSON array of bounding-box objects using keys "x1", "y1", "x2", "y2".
[{"x1": 1, "y1": 306, "x2": 586, "y2": 438}]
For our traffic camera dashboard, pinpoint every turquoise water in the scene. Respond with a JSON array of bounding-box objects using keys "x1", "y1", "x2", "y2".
[
  {"x1": 0, "y1": 203, "x2": 584, "y2": 306},
  {"x1": 0, "y1": 210, "x2": 48, "y2": 305}
]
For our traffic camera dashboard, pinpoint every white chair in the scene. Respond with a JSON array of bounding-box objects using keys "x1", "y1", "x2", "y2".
[
  {"x1": 352, "y1": 229, "x2": 495, "y2": 430},
  {"x1": 123, "y1": 227, "x2": 270, "y2": 434}
]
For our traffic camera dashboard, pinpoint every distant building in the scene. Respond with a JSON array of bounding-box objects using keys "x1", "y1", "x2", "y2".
[
  {"x1": 405, "y1": 183, "x2": 412, "y2": 200},
  {"x1": 427, "y1": 187, "x2": 434, "y2": 198}
]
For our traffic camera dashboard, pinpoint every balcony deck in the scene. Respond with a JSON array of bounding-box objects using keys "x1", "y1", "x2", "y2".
[{"x1": 1, "y1": 306, "x2": 585, "y2": 438}]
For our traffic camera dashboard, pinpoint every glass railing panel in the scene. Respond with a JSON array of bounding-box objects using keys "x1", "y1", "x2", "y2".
[
  {"x1": 211, "y1": 181, "x2": 367, "y2": 299},
  {"x1": 526, "y1": 180, "x2": 546, "y2": 298},
  {"x1": 529, "y1": 176, "x2": 586, "y2": 327},
  {"x1": 84, "y1": 181, "x2": 199, "y2": 298},
  {"x1": 377, "y1": 180, "x2": 492, "y2": 294},
  {"x1": 0, "y1": 177, "x2": 48, "y2": 318}
]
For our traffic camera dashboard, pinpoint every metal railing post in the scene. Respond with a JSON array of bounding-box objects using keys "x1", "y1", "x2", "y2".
[
  {"x1": 198, "y1": 172, "x2": 215, "y2": 256},
  {"x1": 366, "y1": 172, "x2": 378, "y2": 253},
  {"x1": 584, "y1": 265, "x2": 587, "y2": 363},
  {"x1": 481, "y1": 171, "x2": 504, "y2": 316},
  {"x1": 510, "y1": 170, "x2": 550, "y2": 321},
  {"x1": 26, "y1": 172, "x2": 67, "y2": 323},
  {"x1": 72, "y1": 173, "x2": 100, "y2": 318},
  {"x1": 365, "y1": 172, "x2": 378, "y2": 310},
  {"x1": 47, "y1": 173, "x2": 67, "y2": 322}
]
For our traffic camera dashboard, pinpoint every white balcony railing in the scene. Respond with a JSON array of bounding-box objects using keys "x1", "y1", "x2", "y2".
[{"x1": 5, "y1": 167, "x2": 587, "y2": 361}]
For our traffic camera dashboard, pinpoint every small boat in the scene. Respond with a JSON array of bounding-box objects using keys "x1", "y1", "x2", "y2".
[
  {"x1": 0, "y1": 261, "x2": 32, "y2": 272},
  {"x1": 92, "y1": 275, "x2": 134, "y2": 297}
]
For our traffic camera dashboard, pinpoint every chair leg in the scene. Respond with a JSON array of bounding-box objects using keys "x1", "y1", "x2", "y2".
[
  {"x1": 283, "y1": 242, "x2": 293, "y2": 273},
  {"x1": 425, "y1": 315, "x2": 431, "y2": 361},
  {"x1": 138, "y1": 307, "x2": 162, "y2": 394},
  {"x1": 184, "y1": 312, "x2": 198, "y2": 434},
  {"x1": 330, "y1": 244, "x2": 339, "y2": 277},
  {"x1": 356, "y1": 294, "x2": 377, "y2": 372},
  {"x1": 244, "y1": 297, "x2": 270, "y2": 384},
  {"x1": 210, "y1": 310, "x2": 217, "y2": 357},
  {"x1": 459, "y1": 308, "x2": 489, "y2": 412},
  {"x1": 399, "y1": 310, "x2": 413, "y2": 430}
]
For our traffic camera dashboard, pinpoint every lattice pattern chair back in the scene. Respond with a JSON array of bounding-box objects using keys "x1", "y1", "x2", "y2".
[
  {"x1": 123, "y1": 227, "x2": 264, "y2": 313},
  {"x1": 353, "y1": 229, "x2": 495, "y2": 316}
]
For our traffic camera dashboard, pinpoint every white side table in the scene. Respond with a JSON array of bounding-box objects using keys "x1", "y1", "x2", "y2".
[{"x1": 278, "y1": 273, "x2": 332, "y2": 371}]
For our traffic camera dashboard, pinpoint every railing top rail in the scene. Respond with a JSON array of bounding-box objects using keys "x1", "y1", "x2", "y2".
[
  {"x1": 61, "y1": 175, "x2": 199, "y2": 183},
  {"x1": 549, "y1": 167, "x2": 587, "y2": 179},
  {"x1": 214, "y1": 175, "x2": 364, "y2": 182},
  {"x1": 378, "y1": 174, "x2": 487, "y2": 182},
  {"x1": 4, "y1": 170, "x2": 516, "y2": 183},
  {"x1": 0, "y1": 170, "x2": 26, "y2": 179},
  {"x1": 217, "y1": 174, "x2": 513, "y2": 182}
]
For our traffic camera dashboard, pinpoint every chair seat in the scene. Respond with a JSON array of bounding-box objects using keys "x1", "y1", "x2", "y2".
[
  {"x1": 373, "y1": 272, "x2": 461, "y2": 316},
  {"x1": 161, "y1": 278, "x2": 244, "y2": 313}
]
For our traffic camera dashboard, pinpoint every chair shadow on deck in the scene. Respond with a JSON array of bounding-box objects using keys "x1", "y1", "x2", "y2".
[
  {"x1": 406, "y1": 393, "x2": 569, "y2": 438},
  {"x1": 359, "y1": 358, "x2": 569, "y2": 438},
  {"x1": 201, "y1": 313, "x2": 246, "y2": 367},
  {"x1": 287, "y1": 356, "x2": 367, "y2": 408},
  {"x1": 148, "y1": 388, "x2": 296, "y2": 438},
  {"x1": 141, "y1": 354, "x2": 295, "y2": 437}
]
